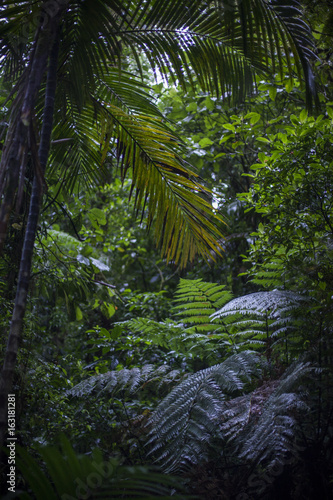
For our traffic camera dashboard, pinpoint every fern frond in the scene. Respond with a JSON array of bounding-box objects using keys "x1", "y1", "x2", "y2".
[
  {"x1": 122, "y1": 279, "x2": 234, "y2": 361},
  {"x1": 172, "y1": 278, "x2": 232, "y2": 331},
  {"x1": 249, "y1": 262, "x2": 287, "y2": 288},
  {"x1": 212, "y1": 290, "x2": 308, "y2": 320},
  {"x1": 147, "y1": 351, "x2": 260, "y2": 472},
  {"x1": 233, "y1": 361, "x2": 313, "y2": 469},
  {"x1": 211, "y1": 290, "x2": 311, "y2": 357},
  {"x1": 67, "y1": 364, "x2": 183, "y2": 399}
]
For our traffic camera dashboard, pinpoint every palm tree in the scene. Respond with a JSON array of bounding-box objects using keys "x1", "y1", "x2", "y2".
[{"x1": 0, "y1": 0, "x2": 316, "y2": 447}]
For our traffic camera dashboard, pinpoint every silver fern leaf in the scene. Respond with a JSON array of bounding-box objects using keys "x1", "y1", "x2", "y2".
[
  {"x1": 211, "y1": 290, "x2": 311, "y2": 358},
  {"x1": 66, "y1": 364, "x2": 183, "y2": 398},
  {"x1": 229, "y1": 361, "x2": 313, "y2": 469},
  {"x1": 211, "y1": 290, "x2": 308, "y2": 321},
  {"x1": 147, "y1": 351, "x2": 260, "y2": 472}
]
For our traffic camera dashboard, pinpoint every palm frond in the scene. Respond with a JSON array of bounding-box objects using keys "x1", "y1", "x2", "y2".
[
  {"x1": 50, "y1": 80, "x2": 226, "y2": 266},
  {"x1": 0, "y1": 0, "x2": 317, "y2": 266},
  {"x1": 1, "y1": 0, "x2": 316, "y2": 103},
  {"x1": 118, "y1": 0, "x2": 316, "y2": 104}
]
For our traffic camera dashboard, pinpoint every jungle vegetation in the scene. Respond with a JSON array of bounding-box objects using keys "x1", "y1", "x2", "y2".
[{"x1": 0, "y1": 0, "x2": 332, "y2": 498}]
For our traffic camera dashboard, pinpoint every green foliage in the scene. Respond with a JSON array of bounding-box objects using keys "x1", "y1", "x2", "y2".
[
  {"x1": 33, "y1": 226, "x2": 116, "y2": 323},
  {"x1": 235, "y1": 106, "x2": 333, "y2": 369},
  {"x1": 120, "y1": 280, "x2": 315, "y2": 366},
  {"x1": 14, "y1": 435, "x2": 192, "y2": 499},
  {"x1": 156, "y1": 56, "x2": 319, "y2": 294},
  {"x1": 0, "y1": 0, "x2": 318, "y2": 272},
  {"x1": 224, "y1": 361, "x2": 313, "y2": 464},
  {"x1": 147, "y1": 353, "x2": 315, "y2": 478},
  {"x1": 172, "y1": 278, "x2": 232, "y2": 328},
  {"x1": 121, "y1": 279, "x2": 233, "y2": 366},
  {"x1": 1, "y1": 2, "x2": 332, "y2": 497},
  {"x1": 242, "y1": 106, "x2": 333, "y2": 296}
]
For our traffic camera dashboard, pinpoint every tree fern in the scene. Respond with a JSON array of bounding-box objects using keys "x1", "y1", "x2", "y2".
[
  {"x1": 122, "y1": 279, "x2": 234, "y2": 362},
  {"x1": 235, "y1": 362, "x2": 312, "y2": 467},
  {"x1": 147, "y1": 356, "x2": 314, "y2": 483},
  {"x1": 147, "y1": 351, "x2": 260, "y2": 472},
  {"x1": 211, "y1": 290, "x2": 311, "y2": 360}
]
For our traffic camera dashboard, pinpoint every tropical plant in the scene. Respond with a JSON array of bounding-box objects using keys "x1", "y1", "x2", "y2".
[
  {"x1": 147, "y1": 353, "x2": 313, "y2": 477},
  {"x1": 211, "y1": 290, "x2": 311, "y2": 362},
  {"x1": 122, "y1": 278, "x2": 233, "y2": 366},
  {"x1": 147, "y1": 350, "x2": 261, "y2": 472},
  {"x1": 15, "y1": 272, "x2": 332, "y2": 497},
  {"x1": 0, "y1": 0, "x2": 318, "y2": 451},
  {"x1": 119, "y1": 280, "x2": 313, "y2": 367},
  {"x1": 235, "y1": 106, "x2": 333, "y2": 372},
  {"x1": 67, "y1": 364, "x2": 184, "y2": 400},
  {"x1": 13, "y1": 435, "x2": 193, "y2": 499},
  {"x1": 241, "y1": 106, "x2": 333, "y2": 294}
]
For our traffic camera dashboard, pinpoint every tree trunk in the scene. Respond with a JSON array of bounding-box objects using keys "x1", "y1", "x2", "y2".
[{"x1": 0, "y1": 12, "x2": 62, "y2": 452}]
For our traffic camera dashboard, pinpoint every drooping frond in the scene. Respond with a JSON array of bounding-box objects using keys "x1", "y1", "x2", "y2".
[
  {"x1": 230, "y1": 361, "x2": 314, "y2": 470},
  {"x1": 96, "y1": 104, "x2": 225, "y2": 267},
  {"x1": 0, "y1": 0, "x2": 317, "y2": 105},
  {"x1": 0, "y1": 0, "x2": 317, "y2": 266},
  {"x1": 147, "y1": 351, "x2": 260, "y2": 472},
  {"x1": 117, "y1": 0, "x2": 316, "y2": 104},
  {"x1": 67, "y1": 364, "x2": 184, "y2": 399},
  {"x1": 50, "y1": 75, "x2": 226, "y2": 267}
]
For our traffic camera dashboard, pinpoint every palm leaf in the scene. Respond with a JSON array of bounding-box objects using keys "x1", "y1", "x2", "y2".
[
  {"x1": 49, "y1": 76, "x2": 226, "y2": 266},
  {"x1": 0, "y1": 0, "x2": 317, "y2": 266},
  {"x1": 0, "y1": 0, "x2": 316, "y2": 102}
]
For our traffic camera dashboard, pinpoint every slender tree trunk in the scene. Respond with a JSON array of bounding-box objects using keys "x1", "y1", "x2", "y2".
[
  {"x1": 0, "y1": 30, "x2": 48, "y2": 255},
  {"x1": 0, "y1": 14, "x2": 62, "y2": 451}
]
